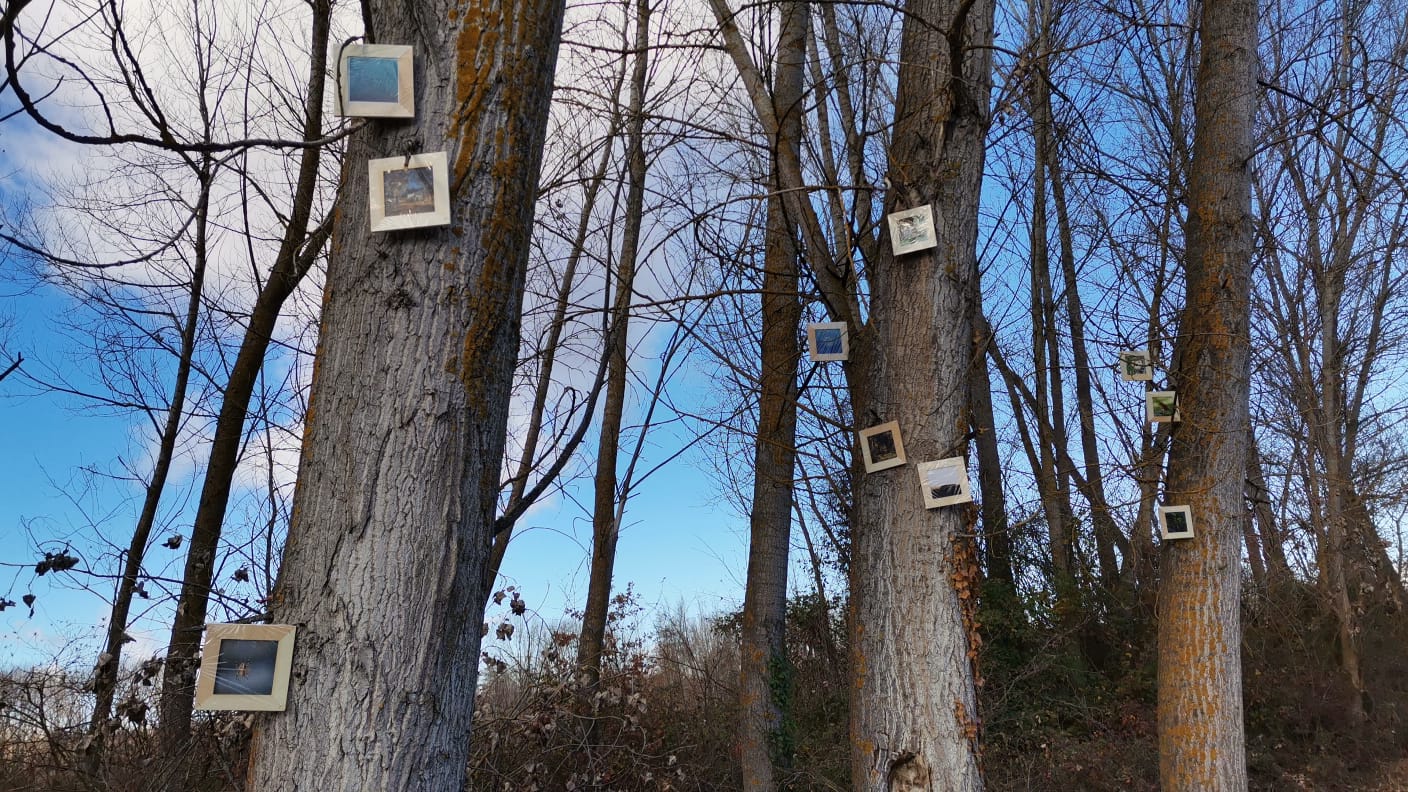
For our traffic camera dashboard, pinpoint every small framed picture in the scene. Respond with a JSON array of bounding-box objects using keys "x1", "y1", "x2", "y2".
[
  {"x1": 1147, "y1": 390, "x2": 1180, "y2": 423},
  {"x1": 917, "y1": 457, "x2": 972, "y2": 508},
  {"x1": 858, "y1": 421, "x2": 906, "y2": 473},
  {"x1": 886, "y1": 204, "x2": 938, "y2": 256},
  {"x1": 369, "y1": 152, "x2": 451, "y2": 232},
  {"x1": 194, "y1": 623, "x2": 296, "y2": 711},
  {"x1": 1159, "y1": 505, "x2": 1194, "y2": 541},
  {"x1": 807, "y1": 322, "x2": 848, "y2": 362},
  {"x1": 337, "y1": 44, "x2": 414, "y2": 118},
  {"x1": 1119, "y1": 350, "x2": 1153, "y2": 382}
]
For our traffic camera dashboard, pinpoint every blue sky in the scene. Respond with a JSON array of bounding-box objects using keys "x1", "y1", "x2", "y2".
[{"x1": 0, "y1": 251, "x2": 755, "y2": 671}]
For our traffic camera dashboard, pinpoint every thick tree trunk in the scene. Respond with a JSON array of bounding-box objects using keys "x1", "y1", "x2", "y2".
[
  {"x1": 577, "y1": 0, "x2": 650, "y2": 687},
  {"x1": 845, "y1": 0, "x2": 993, "y2": 787},
  {"x1": 243, "y1": 0, "x2": 565, "y2": 788},
  {"x1": 1156, "y1": 0, "x2": 1256, "y2": 785},
  {"x1": 738, "y1": 2, "x2": 806, "y2": 786},
  {"x1": 155, "y1": 3, "x2": 330, "y2": 758}
]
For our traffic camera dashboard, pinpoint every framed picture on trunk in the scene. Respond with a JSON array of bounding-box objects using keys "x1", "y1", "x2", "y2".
[
  {"x1": 917, "y1": 457, "x2": 972, "y2": 508},
  {"x1": 886, "y1": 204, "x2": 938, "y2": 256},
  {"x1": 1146, "y1": 390, "x2": 1180, "y2": 423},
  {"x1": 194, "y1": 623, "x2": 297, "y2": 711},
  {"x1": 1158, "y1": 504, "x2": 1195, "y2": 541},
  {"x1": 337, "y1": 44, "x2": 415, "y2": 118},
  {"x1": 1119, "y1": 349, "x2": 1153, "y2": 382},
  {"x1": 369, "y1": 152, "x2": 451, "y2": 232},
  {"x1": 858, "y1": 421, "x2": 906, "y2": 473},
  {"x1": 806, "y1": 322, "x2": 848, "y2": 362}
]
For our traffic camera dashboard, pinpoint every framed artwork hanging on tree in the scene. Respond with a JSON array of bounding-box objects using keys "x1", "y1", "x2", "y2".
[
  {"x1": 337, "y1": 43, "x2": 415, "y2": 118},
  {"x1": 806, "y1": 322, "x2": 849, "y2": 361},
  {"x1": 917, "y1": 457, "x2": 972, "y2": 508},
  {"x1": 858, "y1": 421, "x2": 907, "y2": 473},
  {"x1": 194, "y1": 623, "x2": 297, "y2": 711},
  {"x1": 1158, "y1": 504, "x2": 1195, "y2": 541},
  {"x1": 368, "y1": 152, "x2": 451, "y2": 232},
  {"x1": 1118, "y1": 349, "x2": 1153, "y2": 381},
  {"x1": 886, "y1": 204, "x2": 938, "y2": 256}
]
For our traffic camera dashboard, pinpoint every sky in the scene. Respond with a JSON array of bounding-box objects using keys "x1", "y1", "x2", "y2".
[
  {"x1": 0, "y1": 0, "x2": 790, "y2": 676},
  {"x1": 0, "y1": 266, "x2": 755, "y2": 671}
]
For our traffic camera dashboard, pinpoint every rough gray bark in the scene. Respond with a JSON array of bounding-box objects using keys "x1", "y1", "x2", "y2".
[
  {"x1": 1156, "y1": 0, "x2": 1256, "y2": 785},
  {"x1": 843, "y1": 0, "x2": 993, "y2": 786},
  {"x1": 737, "y1": 2, "x2": 806, "y2": 786},
  {"x1": 243, "y1": 0, "x2": 566, "y2": 787},
  {"x1": 708, "y1": 0, "x2": 993, "y2": 783}
]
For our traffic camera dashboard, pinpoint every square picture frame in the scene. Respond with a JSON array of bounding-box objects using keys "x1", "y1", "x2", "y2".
[
  {"x1": 917, "y1": 457, "x2": 973, "y2": 508},
  {"x1": 1158, "y1": 504, "x2": 1195, "y2": 541},
  {"x1": 806, "y1": 322, "x2": 849, "y2": 362},
  {"x1": 1119, "y1": 350, "x2": 1153, "y2": 382},
  {"x1": 886, "y1": 204, "x2": 938, "y2": 256},
  {"x1": 1147, "y1": 390, "x2": 1181, "y2": 423},
  {"x1": 858, "y1": 420, "x2": 907, "y2": 473},
  {"x1": 194, "y1": 623, "x2": 296, "y2": 712},
  {"x1": 337, "y1": 43, "x2": 415, "y2": 118},
  {"x1": 369, "y1": 152, "x2": 451, "y2": 232}
]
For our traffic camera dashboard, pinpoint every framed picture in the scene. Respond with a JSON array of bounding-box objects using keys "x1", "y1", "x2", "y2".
[
  {"x1": 369, "y1": 152, "x2": 451, "y2": 232},
  {"x1": 1147, "y1": 390, "x2": 1180, "y2": 423},
  {"x1": 886, "y1": 204, "x2": 938, "y2": 256},
  {"x1": 807, "y1": 322, "x2": 848, "y2": 362},
  {"x1": 1159, "y1": 505, "x2": 1195, "y2": 541},
  {"x1": 917, "y1": 457, "x2": 972, "y2": 508},
  {"x1": 1119, "y1": 350, "x2": 1153, "y2": 382},
  {"x1": 337, "y1": 44, "x2": 414, "y2": 118},
  {"x1": 194, "y1": 623, "x2": 296, "y2": 711},
  {"x1": 858, "y1": 421, "x2": 906, "y2": 473}
]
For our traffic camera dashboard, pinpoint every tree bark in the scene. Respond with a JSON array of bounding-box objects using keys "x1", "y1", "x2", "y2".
[
  {"x1": 1156, "y1": 0, "x2": 1256, "y2": 785},
  {"x1": 738, "y1": 1, "x2": 806, "y2": 786},
  {"x1": 242, "y1": 0, "x2": 565, "y2": 788},
  {"x1": 845, "y1": 0, "x2": 993, "y2": 786}
]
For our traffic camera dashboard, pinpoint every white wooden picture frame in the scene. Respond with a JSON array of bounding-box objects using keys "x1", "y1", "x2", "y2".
[
  {"x1": 194, "y1": 623, "x2": 296, "y2": 712},
  {"x1": 1119, "y1": 350, "x2": 1153, "y2": 382},
  {"x1": 369, "y1": 152, "x2": 451, "y2": 232},
  {"x1": 886, "y1": 204, "x2": 938, "y2": 256},
  {"x1": 1147, "y1": 390, "x2": 1180, "y2": 423},
  {"x1": 918, "y1": 457, "x2": 972, "y2": 508},
  {"x1": 337, "y1": 44, "x2": 415, "y2": 118},
  {"x1": 807, "y1": 322, "x2": 848, "y2": 362},
  {"x1": 858, "y1": 421, "x2": 906, "y2": 473},
  {"x1": 1159, "y1": 504, "x2": 1195, "y2": 541}
]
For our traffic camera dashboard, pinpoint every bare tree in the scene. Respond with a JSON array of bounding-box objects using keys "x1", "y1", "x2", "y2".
[{"x1": 1156, "y1": 0, "x2": 1257, "y2": 785}]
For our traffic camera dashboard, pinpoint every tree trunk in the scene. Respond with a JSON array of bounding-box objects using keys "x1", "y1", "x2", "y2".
[
  {"x1": 1244, "y1": 428, "x2": 1291, "y2": 581},
  {"x1": 968, "y1": 317, "x2": 1012, "y2": 587},
  {"x1": 845, "y1": 0, "x2": 993, "y2": 786},
  {"x1": 738, "y1": 2, "x2": 806, "y2": 786},
  {"x1": 1156, "y1": 0, "x2": 1256, "y2": 785},
  {"x1": 85, "y1": 163, "x2": 209, "y2": 778},
  {"x1": 577, "y1": 0, "x2": 650, "y2": 687},
  {"x1": 1046, "y1": 105, "x2": 1129, "y2": 592},
  {"x1": 243, "y1": 0, "x2": 565, "y2": 788},
  {"x1": 155, "y1": 3, "x2": 331, "y2": 759}
]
